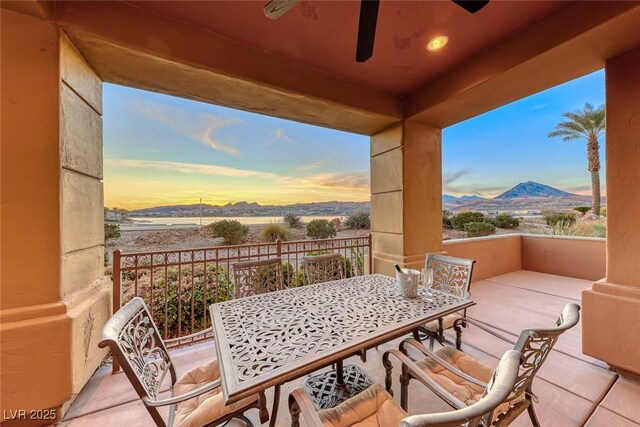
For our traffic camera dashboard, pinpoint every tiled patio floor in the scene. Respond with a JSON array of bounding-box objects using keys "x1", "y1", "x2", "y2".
[{"x1": 62, "y1": 271, "x2": 640, "y2": 426}]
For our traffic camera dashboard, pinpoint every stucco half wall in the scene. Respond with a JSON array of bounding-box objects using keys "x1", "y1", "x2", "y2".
[{"x1": 443, "y1": 234, "x2": 606, "y2": 282}]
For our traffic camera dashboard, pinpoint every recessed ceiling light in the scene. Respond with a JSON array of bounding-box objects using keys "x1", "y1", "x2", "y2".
[{"x1": 427, "y1": 36, "x2": 449, "y2": 52}]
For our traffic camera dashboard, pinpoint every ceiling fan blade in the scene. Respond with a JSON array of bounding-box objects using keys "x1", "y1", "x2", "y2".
[
  {"x1": 356, "y1": 0, "x2": 380, "y2": 63},
  {"x1": 264, "y1": 0, "x2": 300, "y2": 19},
  {"x1": 452, "y1": 0, "x2": 489, "y2": 14}
]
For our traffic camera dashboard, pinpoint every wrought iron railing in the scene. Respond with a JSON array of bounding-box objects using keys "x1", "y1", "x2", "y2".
[{"x1": 112, "y1": 235, "x2": 371, "y2": 350}]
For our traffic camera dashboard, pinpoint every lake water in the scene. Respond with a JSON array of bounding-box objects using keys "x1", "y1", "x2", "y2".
[{"x1": 127, "y1": 216, "x2": 345, "y2": 227}]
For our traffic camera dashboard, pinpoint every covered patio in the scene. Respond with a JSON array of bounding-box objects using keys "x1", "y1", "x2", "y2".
[
  {"x1": 62, "y1": 268, "x2": 640, "y2": 426},
  {"x1": 2, "y1": 1, "x2": 640, "y2": 426}
]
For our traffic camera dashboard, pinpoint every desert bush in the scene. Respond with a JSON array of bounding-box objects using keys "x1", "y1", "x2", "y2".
[
  {"x1": 104, "y1": 223, "x2": 121, "y2": 241},
  {"x1": 283, "y1": 212, "x2": 303, "y2": 229},
  {"x1": 451, "y1": 211, "x2": 485, "y2": 230},
  {"x1": 210, "y1": 219, "x2": 249, "y2": 245},
  {"x1": 306, "y1": 219, "x2": 337, "y2": 239},
  {"x1": 601, "y1": 208, "x2": 607, "y2": 217},
  {"x1": 551, "y1": 221, "x2": 606, "y2": 238},
  {"x1": 464, "y1": 221, "x2": 496, "y2": 238},
  {"x1": 149, "y1": 265, "x2": 232, "y2": 338},
  {"x1": 345, "y1": 211, "x2": 370, "y2": 230},
  {"x1": 261, "y1": 223, "x2": 292, "y2": 242},
  {"x1": 544, "y1": 212, "x2": 576, "y2": 227},
  {"x1": 573, "y1": 206, "x2": 591, "y2": 216},
  {"x1": 442, "y1": 211, "x2": 453, "y2": 229},
  {"x1": 492, "y1": 214, "x2": 520, "y2": 229}
]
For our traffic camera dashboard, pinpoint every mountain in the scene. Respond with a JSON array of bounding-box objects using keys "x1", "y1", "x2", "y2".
[
  {"x1": 442, "y1": 194, "x2": 485, "y2": 202},
  {"x1": 494, "y1": 181, "x2": 574, "y2": 200},
  {"x1": 459, "y1": 195, "x2": 485, "y2": 201}
]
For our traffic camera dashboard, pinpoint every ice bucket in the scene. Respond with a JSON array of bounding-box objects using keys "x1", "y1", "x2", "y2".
[{"x1": 396, "y1": 268, "x2": 421, "y2": 298}]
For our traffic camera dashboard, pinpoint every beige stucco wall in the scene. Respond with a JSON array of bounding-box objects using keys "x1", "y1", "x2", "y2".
[
  {"x1": 521, "y1": 235, "x2": 606, "y2": 281},
  {"x1": 0, "y1": 12, "x2": 110, "y2": 419},
  {"x1": 370, "y1": 121, "x2": 443, "y2": 276},
  {"x1": 1, "y1": 10, "x2": 72, "y2": 418},
  {"x1": 59, "y1": 33, "x2": 111, "y2": 404},
  {"x1": 444, "y1": 235, "x2": 522, "y2": 281},
  {"x1": 583, "y1": 46, "x2": 640, "y2": 376}
]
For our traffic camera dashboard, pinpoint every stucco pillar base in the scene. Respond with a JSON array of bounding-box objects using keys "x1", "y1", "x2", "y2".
[
  {"x1": 62, "y1": 277, "x2": 112, "y2": 408},
  {"x1": 0, "y1": 303, "x2": 71, "y2": 423},
  {"x1": 582, "y1": 281, "x2": 640, "y2": 376}
]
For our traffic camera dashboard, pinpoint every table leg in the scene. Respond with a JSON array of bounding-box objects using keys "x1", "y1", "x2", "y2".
[
  {"x1": 336, "y1": 359, "x2": 344, "y2": 386},
  {"x1": 268, "y1": 384, "x2": 281, "y2": 427}
]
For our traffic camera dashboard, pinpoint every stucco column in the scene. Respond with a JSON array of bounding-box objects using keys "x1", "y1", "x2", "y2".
[
  {"x1": 582, "y1": 46, "x2": 640, "y2": 376},
  {"x1": 1, "y1": 10, "x2": 110, "y2": 420},
  {"x1": 370, "y1": 120, "x2": 443, "y2": 275}
]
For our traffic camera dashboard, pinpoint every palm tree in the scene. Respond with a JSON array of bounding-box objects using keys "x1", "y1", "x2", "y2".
[{"x1": 548, "y1": 102, "x2": 605, "y2": 216}]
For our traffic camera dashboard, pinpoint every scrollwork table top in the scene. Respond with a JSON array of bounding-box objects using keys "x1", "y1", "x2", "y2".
[{"x1": 209, "y1": 273, "x2": 474, "y2": 403}]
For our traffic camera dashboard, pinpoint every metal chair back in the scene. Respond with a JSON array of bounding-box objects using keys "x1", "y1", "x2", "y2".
[
  {"x1": 99, "y1": 297, "x2": 176, "y2": 427},
  {"x1": 401, "y1": 350, "x2": 521, "y2": 427},
  {"x1": 425, "y1": 254, "x2": 475, "y2": 299},
  {"x1": 232, "y1": 257, "x2": 283, "y2": 298},
  {"x1": 511, "y1": 303, "x2": 581, "y2": 397},
  {"x1": 304, "y1": 253, "x2": 344, "y2": 285}
]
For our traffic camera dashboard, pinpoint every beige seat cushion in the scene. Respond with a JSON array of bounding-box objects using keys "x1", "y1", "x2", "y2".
[
  {"x1": 173, "y1": 359, "x2": 258, "y2": 427},
  {"x1": 422, "y1": 313, "x2": 462, "y2": 333},
  {"x1": 318, "y1": 383, "x2": 407, "y2": 427},
  {"x1": 416, "y1": 346, "x2": 524, "y2": 421}
]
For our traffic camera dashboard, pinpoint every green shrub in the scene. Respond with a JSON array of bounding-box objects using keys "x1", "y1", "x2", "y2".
[
  {"x1": 104, "y1": 223, "x2": 121, "y2": 241},
  {"x1": 306, "y1": 219, "x2": 337, "y2": 239},
  {"x1": 573, "y1": 206, "x2": 591, "y2": 216},
  {"x1": 442, "y1": 211, "x2": 453, "y2": 229},
  {"x1": 601, "y1": 208, "x2": 607, "y2": 217},
  {"x1": 345, "y1": 211, "x2": 370, "y2": 230},
  {"x1": 492, "y1": 214, "x2": 520, "y2": 229},
  {"x1": 149, "y1": 265, "x2": 232, "y2": 338},
  {"x1": 451, "y1": 212, "x2": 485, "y2": 230},
  {"x1": 283, "y1": 212, "x2": 303, "y2": 229},
  {"x1": 551, "y1": 221, "x2": 606, "y2": 238},
  {"x1": 464, "y1": 221, "x2": 496, "y2": 238},
  {"x1": 261, "y1": 223, "x2": 292, "y2": 242},
  {"x1": 544, "y1": 212, "x2": 576, "y2": 227},
  {"x1": 210, "y1": 220, "x2": 249, "y2": 245}
]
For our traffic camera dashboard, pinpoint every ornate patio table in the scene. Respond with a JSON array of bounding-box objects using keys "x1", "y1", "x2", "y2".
[{"x1": 209, "y1": 273, "x2": 474, "y2": 426}]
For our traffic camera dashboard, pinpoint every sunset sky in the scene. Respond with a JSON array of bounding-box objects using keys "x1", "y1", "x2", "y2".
[{"x1": 104, "y1": 70, "x2": 605, "y2": 210}]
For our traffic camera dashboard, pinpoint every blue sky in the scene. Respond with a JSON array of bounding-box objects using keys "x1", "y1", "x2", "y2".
[
  {"x1": 442, "y1": 69, "x2": 605, "y2": 197},
  {"x1": 104, "y1": 69, "x2": 605, "y2": 208}
]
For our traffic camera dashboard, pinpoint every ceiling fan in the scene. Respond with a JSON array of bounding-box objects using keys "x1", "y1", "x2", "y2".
[{"x1": 264, "y1": 0, "x2": 489, "y2": 63}]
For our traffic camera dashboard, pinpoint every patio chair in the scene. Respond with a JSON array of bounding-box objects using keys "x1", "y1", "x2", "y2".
[
  {"x1": 304, "y1": 253, "x2": 344, "y2": 285},
  {"x1": 388, "y1": 303, "x2": 581, "y2": 427},
  {"x1": 99, "y1": 297, "x2": 269, "y2": 427},
  {"x1": 288, "y1": 349, "x2": 521, "y2": 427},
  {"x1": 415, "y1": 254, "x2": 475, "y2": 350},
  {"x1": 232, "y1": 257, "x2": 283, "y2": 298}
]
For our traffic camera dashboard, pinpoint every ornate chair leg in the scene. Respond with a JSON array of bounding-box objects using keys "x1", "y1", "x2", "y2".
[
  {"x1": 382, "y1": 352, "x2": 400, "y2": 397},
  {"x1": 258, "y1": 391, "x2": 269, "y2": 424},
  {"x1": 413, "y1": 328, "x2": 422, "y2": 342},
  {"x1": 453, "y1": 319, "x2": 466, "y2": 350},
  {"x1": 360, "y1": 348, "x2": 367, "y2": 363},
  {"x1": 288, "y1": 397, "x2": 301, "y2": 427},
  {"x1": 527, "y1": 399, "x2": 541, "y2": 427},
  {"x1": 400, "y1": 365, "x2": 410, "y2": 411}
]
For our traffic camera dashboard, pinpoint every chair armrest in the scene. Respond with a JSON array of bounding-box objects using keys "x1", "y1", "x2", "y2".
[
  {"x1": 142, "y1": 379, "x2": 221, "y2": 407},
  {"x1": 383, "y1": 349, "x2": 466, "y2": 410},
  {"x1": 288, "y1": 388, "x2": 324, "y2": 427},
  {"x1": 399, "y1": 339, "x2": 487, "y2": 389},
  {"x1": 459, "y1": 318, "x2": 517, "y2": 346},
  {"x1": 164, "y1": 327, "x2": 213, "y2": 345}
]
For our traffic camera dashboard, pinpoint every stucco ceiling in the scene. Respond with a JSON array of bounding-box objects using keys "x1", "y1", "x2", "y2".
[{"x1": 127, "y1": 0, "x2": 570, "y2": 95}]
